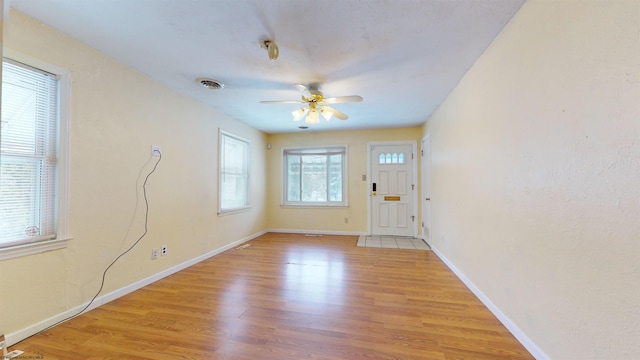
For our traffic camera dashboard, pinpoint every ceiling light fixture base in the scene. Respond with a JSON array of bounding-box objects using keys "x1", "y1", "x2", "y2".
[{"x1": 260, "y1": 40, "x2": 279, "y2": 60}]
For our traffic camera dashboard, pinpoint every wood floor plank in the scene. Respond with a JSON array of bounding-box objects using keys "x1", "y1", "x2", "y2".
[{"x1": 11, "y1": 233, "x2": 533, "y2": 359}]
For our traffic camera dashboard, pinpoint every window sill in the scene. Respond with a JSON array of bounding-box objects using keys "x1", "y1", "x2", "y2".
[
  {"x1": 218, "y1": 206, "x2": 252, "y2": 216},
  {"x1": 280, "y1": 204, "x2": 349, "y2": 209},
  {"x1": 0, "y1": 237, "x2": 72, "y2": 261}
]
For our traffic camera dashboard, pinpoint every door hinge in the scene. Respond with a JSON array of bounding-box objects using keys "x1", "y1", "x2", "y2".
[
  {"x1": 411, "y1": 215, "x2": 415, "y2": 222},
  {"x1": 412, "y1": 184, "x2": 415, "y2": 190},
  {"x1": 421, "y1": 149, "x2": 424, "y2": 156},
  {"x1": 422, "y1": 221, "x2": 424, "y2": 228},
  {"x1": 411, "y1": 153, "x2": 414, "y2": 159}
]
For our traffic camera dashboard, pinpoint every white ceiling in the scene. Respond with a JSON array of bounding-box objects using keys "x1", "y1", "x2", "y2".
[{"x1": 10, "y1": 0, "x2": 525, "y2": 134}]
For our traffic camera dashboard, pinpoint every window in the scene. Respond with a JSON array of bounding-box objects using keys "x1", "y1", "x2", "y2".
[
  {"x1": 219, "y1": 130, "x2": 250, "y2": 213},
  {"x1": 1, "y1": 57, "x2": 69, "y2": 258},
  {"x1": 378, "y1": 152, "x2": 405, "y2": 164},
  {"x1": 283, "y1": 146, "x2": 347, "y2": 206}
]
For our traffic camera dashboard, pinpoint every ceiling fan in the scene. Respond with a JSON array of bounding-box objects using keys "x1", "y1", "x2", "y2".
[{"x1": 260, "y1": 84, "x2": 363, "y2": 124}]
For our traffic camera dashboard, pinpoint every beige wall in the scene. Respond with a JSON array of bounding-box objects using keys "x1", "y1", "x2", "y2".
[
  {"x1": 1, "y1": 10, "x2": 267, "y2": 336},
  {"x1": 4, "y1": 1, "x2": 639, "y2": 357},
  {"x1": 266, "y1": 127, "x2": 422, "y2": 233},
  {"x1": 423, "y1": 0, "x2": 639, "y2": 358}
]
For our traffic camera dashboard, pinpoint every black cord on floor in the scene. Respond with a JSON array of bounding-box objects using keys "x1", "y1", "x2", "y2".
[{"x1": 15, "y1": 151, "x2": 162, "y2": 345}]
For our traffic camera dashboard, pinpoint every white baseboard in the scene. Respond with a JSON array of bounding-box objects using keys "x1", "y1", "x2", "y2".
[
  {"x1": 6, "y1": 230, "x2": 267, "y2": 346},
  {"x1": 267, "y1": 228, "x2": 367, "y2": 236},
  {"x1": 429, "y1": 245, "x2": 549, "y2": 360}
]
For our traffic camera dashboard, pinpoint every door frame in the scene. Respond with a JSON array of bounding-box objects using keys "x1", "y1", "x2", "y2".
[
  {"x1": 421, "y1": 135, "x2": 432, "y2": 245},
  {"x1": 366, "y1": 140, "x2": 419, "y2": 237}
]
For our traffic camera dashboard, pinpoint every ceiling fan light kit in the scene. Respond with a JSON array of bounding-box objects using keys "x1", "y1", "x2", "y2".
[
  {"x1": 291, "y1": 107, "x2": 309, "y2": 121},
  {"x1": 320, "y1": 107, "x2": 333, "y2": 121},
  {"x1": 261, "y1": 84, "x2": 363, "y2": 126},
  {"x1": 305, "y1": 109, "x2": 320, "y2": 124}
]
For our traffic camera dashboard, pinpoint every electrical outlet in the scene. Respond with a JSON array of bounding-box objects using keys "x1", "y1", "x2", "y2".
[
  {"x1": 151, "y1": 145, "x2": 161, "y2": 156},
  {"x1": 151, "y1": 248, "x2": 158, "y2": 260},
  {"x1": 161, "y1": 245, "x2": 167, "y2": 256}
]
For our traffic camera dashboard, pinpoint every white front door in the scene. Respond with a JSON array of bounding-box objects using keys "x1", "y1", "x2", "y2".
[{"x1": 370, "y1": 143, "x2": 415, "y2": 236}]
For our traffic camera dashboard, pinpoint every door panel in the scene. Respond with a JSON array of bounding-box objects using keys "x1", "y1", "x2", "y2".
[
  {"x1": 378, "y1": 171, "x2": 389, "y2": 194},
  {"x1": 378, "y1": 203, "x2": 389, "y2": 227},
  {"x1": 396, "y1": 171, "x2": 407, "y2": 194},
  {"x1": 397, "y1": 203, "x2": 408, "y2": 228}
]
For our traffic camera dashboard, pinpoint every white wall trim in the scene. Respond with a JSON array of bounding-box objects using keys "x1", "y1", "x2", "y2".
[
  {"x1": 430, "y1": 245, "x2": 549, "y2": 360},
  {"x1": 0, "y1": 237, "x2": 71, "y2": 261},
  {"x1": 6, "y1": 230, "x2": 267, "y2": 346},
  {"x1": 267, "y1": 228, "x2": 367, "y2": 237}
]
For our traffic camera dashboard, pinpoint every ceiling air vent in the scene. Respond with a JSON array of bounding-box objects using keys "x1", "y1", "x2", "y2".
[{"x1": 196, "y1": 78, "x2": 224, "y2": 90}]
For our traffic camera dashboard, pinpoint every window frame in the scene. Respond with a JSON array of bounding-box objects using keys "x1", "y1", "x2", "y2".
[
  {"x1": 0, "y1": 50, "x2": 71, "y2": 260},
  {"x1": 218, "y1": 129, "x2": 251, "y2": 215},
  {"x1": 281, "y1": 145, "x2": 348, "y2": 208}
]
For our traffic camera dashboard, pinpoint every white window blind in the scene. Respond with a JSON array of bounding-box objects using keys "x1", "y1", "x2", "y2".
[
  {"x1": 1, "y1": 59, "x2": 59, "y2": 248},
  {"x1": 219, "y1": 131, "x2": 250, "y2": 212}
]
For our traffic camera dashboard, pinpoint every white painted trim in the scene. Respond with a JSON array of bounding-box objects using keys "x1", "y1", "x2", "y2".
[
  {"x1": 420, "y1": 135, "x2": 432, "y2": 245},
  {"x1": 430, "y1": 245, "x2": 549, "y2": 360},
  {"x1": 5, "y1": 230, "x2": 267, "y2": 346},
  {"x1": 2, "y1": 0, "x2": 8, "y2": 20},
  {"x1": 267, "y1": 228, "x2": 367, "y2": 237},
  {"x1": 0, "y1": 237, "x2": 71, "y2": 260}
]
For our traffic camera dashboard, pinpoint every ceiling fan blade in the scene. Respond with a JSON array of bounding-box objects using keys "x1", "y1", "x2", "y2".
[
  {"x1": 323, "y1": 106, "x2": 349, "y2": 120},
  {"x1": 323, "y1": 95, "x2": 363, "y2": 104},
  {"x1": 294, "y1": 84, "x2": 312, "y2": 99},
  {"x1": 259, "y1": 100, "x2": 306, "y2": 104}
]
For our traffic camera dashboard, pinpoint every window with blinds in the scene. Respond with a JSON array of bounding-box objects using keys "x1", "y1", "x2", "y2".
[
  {"x1": 283, "y1": 146, "x2": 348, "y2": 206},
  {"x1": 219, "y1": 130, "x2": 251, "y2": 213},
  {"x1": 1, "y1": 59, "x2": 59, "y2": 248}
]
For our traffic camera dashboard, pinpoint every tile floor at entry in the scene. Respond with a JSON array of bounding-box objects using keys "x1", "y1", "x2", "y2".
[{"x1": 357, "y1": 235, "x2": 431, "y2": 250}]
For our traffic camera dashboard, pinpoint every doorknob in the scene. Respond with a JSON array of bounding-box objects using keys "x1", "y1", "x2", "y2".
[{"x1": 425, "y1": 197, "x2": 430, "y2": 201}]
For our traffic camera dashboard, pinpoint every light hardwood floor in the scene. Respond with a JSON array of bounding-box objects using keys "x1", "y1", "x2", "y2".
[{"x1": 14, "y1": 233, "x2": 533, "y2": 359}]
